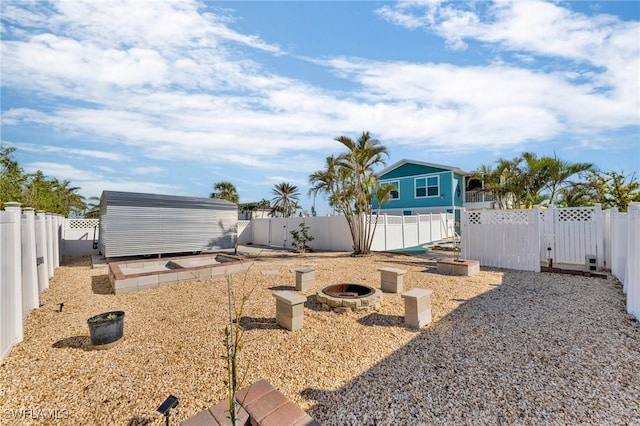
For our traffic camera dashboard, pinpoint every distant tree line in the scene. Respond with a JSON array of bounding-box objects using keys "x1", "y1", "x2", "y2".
[
  {"x1": 473, "y1": 152, "x2": 640, "y2": 211},
  {"x1": 211, "y1": 180, "x2": 307, "y2": 218},
  {"x1": 1, "y1": 145, "x2": 89, "y2": 217},
  {"x1": 3, "y1": 141, "x2": 638, "y2": 222}
]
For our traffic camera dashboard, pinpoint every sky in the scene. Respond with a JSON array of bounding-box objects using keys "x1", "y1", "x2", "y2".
[{"x1": 1, "y1": 0, "x2": 639, "y2": 215}]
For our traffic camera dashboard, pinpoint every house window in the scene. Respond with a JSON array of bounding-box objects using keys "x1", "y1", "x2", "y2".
[
  {"x1": 415, "y1": 176, "x2": 439, "y2": 198},
  {"x1": 388, "y1": 181, "x2": 399, "y2": 200}
]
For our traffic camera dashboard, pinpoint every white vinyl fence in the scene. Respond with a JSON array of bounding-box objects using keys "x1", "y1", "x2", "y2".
[
  {"x1": 609, "y1": 203, "x2": 640, "y2": 319},
  {"x1": 540, "y1": 206, "x2": 604, "y2": 268},
  {"x1": 461, "y1": 204, "x2": 640, "y2": 319},
  {"x1": 1, "y1": 203, "x2": 62, "y2": 363},
  {"x1": 461, "y1": 208, "x2": 541, "y2": 272},
  {"x1": 247, "y1": 213, "x2": 453, "y2": 252},
  {"x1": 63, "y1": 218, "x2": 100, "y2": 256},
  {"x1": 250, "y1": 215, "x2": 354, "y2": 251}
]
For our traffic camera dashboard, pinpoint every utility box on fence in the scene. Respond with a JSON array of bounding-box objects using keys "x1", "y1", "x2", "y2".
[{"x1": 98, "y1": 191, "x2": 238, "y2": 258}]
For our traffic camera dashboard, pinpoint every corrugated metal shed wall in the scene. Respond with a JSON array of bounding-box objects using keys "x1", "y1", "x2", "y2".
[{"x1": 98, "y1": 191, "x2": 238, "y2": 258}]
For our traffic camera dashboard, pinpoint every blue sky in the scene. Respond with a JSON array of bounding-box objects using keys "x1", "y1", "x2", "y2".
[{"x1": 1, "y1": 0, "x2": 639, "y2": 215}]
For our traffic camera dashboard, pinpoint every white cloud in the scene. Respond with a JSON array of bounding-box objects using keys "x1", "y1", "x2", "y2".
[
  {"x1": 24, "y1": 162, "x2": 94, "y2": 182},
  {"x1": 22, "y1": 161, "x2": 179, "y2": 199},
  {"x1": 9, "y1": 141, "x2": 126, "y2": 161},
  {"x1": 375, "y1": 0, "x2": 640, "y2": 102},
  {"x1": 2, "y1": 0, "x2": 637, "y2": 188},
  {"x1": 130, "y1": 166, "x2": 165, "y2": 176}
]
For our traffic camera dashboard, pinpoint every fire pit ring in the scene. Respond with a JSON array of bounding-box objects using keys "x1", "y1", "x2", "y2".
[{"x1": 317, "y1": 283, "x2": 382, "y2": 313}]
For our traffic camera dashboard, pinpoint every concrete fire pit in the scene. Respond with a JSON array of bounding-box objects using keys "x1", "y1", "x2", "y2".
[{"x1": 316, "y1": 283, "x2": 382, "y2": 313}]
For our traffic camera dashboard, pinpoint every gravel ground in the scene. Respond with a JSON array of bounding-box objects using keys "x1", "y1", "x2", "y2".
[{"x1": 1, "y1": 247, "x2": 639, "y2": 425}]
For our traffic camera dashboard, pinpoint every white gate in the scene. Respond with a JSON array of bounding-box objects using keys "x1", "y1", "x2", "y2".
[
  {"x1": 268, "y1": 217, "x2": 289, "y2": 247},
  {"x1": 461, "y1": 208, "x2": 541, "y2": 272},
  {"x1": 540, "y1": 206, "x2": 603, "y2": 267}
]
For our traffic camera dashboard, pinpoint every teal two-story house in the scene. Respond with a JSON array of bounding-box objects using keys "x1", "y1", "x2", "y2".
[{"x1": 373, "y1": 160, "x2": 469, "y2": 220}]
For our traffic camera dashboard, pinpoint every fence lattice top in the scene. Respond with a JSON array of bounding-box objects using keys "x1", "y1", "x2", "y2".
[
  {"x1": 66, "y1": 219, "x2": 99, "y2": 229},
  {"x1": 556, "y1": 208, "x2": 594, "y2": 222},
  {"x1": 468, "y1": 210, "x2": 531, "y2": 225}
]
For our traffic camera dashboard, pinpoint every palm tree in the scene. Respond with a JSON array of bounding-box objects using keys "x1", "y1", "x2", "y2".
[
  {"x1": 558, "y1": 182, "x2": 594, "y2": 207},
  {"x1": 84, "y1": 196, "x2": 101, "y2": 218},
  {"x1": 309, "y1": 131, "x2": 391, "y2": 255},
  {"x1": 545, "y1": 156, "x2": 596, "y2": 205},
  {"x1": 211, "y1": 181, "x2": 239, "y2": 204},
  {"x1": 239, "y1": 202, "x2": 258, "y2": 219},
  {"x1": 257, "y1": 198, "x2": 271, "y2": 218},
  {"x1": 492, "y1": 153, "x2": 553, "y2": 208},
  {"x1": 470, "y1": 164, "x2": 508, "y2": 209},
  {"x1": 271, "y1": 182, "x2": 300, "y2": 217}
]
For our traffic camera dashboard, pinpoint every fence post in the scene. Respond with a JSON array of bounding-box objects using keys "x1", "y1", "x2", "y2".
[
  {"x1": 4, "y1": 202, "x2": 24, "y2": 343},
  {"x1": 602, "y1": 208, "x2": 611, "y2": 271},
  {"x1": 45, "y1": 213, "x2": 54, "y2": 278},
  {"x1": 460, "y1": 208, "x2": 468, "y2": 259},
  {"x1": 53, "y1": 215, "x2": 61, "y2": 267},
  {"x1": 36, "y1": 211, "x2": 49, "y2": 292},
  {"x1": 384, "y1": 214, "x2": 389, "y2": 251},
  {"x1": 531, "y1": 206, "x2": 541, "y2": 272},
  {"x1": 594, "y1": 204, "x2": 604, "y2": 269},
  {"x1": 627, "y1": 202, "x2": 640, "y2": 319},
  {"x1": 21, "y1": 207, "x2": 39, "y2": 320}
]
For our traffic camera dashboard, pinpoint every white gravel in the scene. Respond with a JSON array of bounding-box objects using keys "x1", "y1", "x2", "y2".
[{"x1": 0, "y1": 248, "x2": 638, "y2": 425}]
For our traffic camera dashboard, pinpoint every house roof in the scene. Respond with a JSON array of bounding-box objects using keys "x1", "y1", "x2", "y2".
[{"x1": 377, "y1": 159, "x2": 470, "y2": 177}]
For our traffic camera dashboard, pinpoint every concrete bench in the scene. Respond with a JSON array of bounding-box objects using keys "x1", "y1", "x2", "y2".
[
  {"x1": 273, "y1": 291, "x2": 307, "y2": 331},
  {"x1": 378, "y1": 267, "x2": 407, "y2": 293},
  {"x1": 436, "y1": 258, "x2": 480, "y2": 276},
  {"x1": 401, "y1": 288, "x2": 433, "y2": 329},
  {"x1": 180, "y1": 379, "x2": 320, "y2": 426},
  {"x1": 294, "y1": 268, "x2": 315, "y2": 291}
]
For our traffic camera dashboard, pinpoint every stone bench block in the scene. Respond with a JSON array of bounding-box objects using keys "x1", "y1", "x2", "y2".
[
  {"x1": 273, "y1": 291, "x2": 307, "y2": 331},
  {"x1": 436, "y1": 259, "x2": 480, "y2": 276},
  {"x1": 402, "y1": 288, "x2": 433, "y2": 329},
  {"x1": 294, "y1": 268, "x2": 315, "y2": 291},
  {"x1": 378, "y1": 267, "x2": 407, "y2": 293}
]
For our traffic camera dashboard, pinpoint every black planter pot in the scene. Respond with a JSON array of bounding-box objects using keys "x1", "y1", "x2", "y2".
[{"x1": 87, "y1": 311, "x2": 124, "y2": 346}]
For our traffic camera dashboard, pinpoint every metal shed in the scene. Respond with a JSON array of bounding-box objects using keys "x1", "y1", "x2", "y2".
[{"x1": 98, "y1": 191, "x2": 238, "y2": 258}]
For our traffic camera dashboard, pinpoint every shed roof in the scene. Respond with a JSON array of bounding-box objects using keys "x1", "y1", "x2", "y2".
[
  {"x1": 377, "y1": 159, "x2": 470, "y2": 177},
  {"x1": 100, "y1": 190, "x2": 237, "y2": 210}
]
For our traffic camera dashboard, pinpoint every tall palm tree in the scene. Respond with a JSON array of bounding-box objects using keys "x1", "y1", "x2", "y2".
[
  {"x1": 271, "y1": 182, "x2": 300, "y2": 217},
  {"x1": 310, "y1": 131, "x2": 391, "y2": 255},
  {"x1": 210, "y1": 181, "x2": 239, "y2": 204}
]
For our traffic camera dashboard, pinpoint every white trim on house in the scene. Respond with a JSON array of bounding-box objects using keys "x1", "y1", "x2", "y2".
[
  {"x1": 380, "y1": 206, "x2": 462, "y2": 216},
  {"x1": 377, "y1": 159, "x2": 470, "y2": 177}
]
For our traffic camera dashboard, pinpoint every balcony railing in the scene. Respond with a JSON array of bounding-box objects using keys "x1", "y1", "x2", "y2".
[{"x1": 465, "y1": 190, "x2": 496, "y2": 203}]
